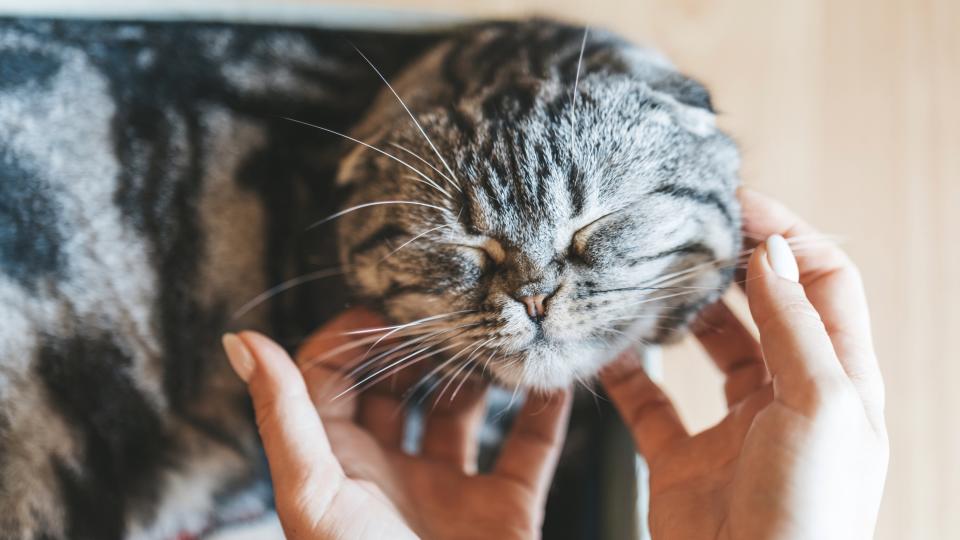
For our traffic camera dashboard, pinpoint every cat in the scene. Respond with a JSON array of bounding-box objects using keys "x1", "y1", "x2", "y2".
[{"x1": 0, "y1": 16, "x2": 740, "y2": 540}]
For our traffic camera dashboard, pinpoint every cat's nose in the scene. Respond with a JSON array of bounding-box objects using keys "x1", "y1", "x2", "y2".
[{"x1": 517, "y1": 294, "x2": 549, "y2": 322}]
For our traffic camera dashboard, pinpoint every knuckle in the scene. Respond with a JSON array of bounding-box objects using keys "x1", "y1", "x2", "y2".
[
  {"x1": 626, "y1": 394, "x2": 674, "y2": 427},
  {"x1": 840, "y1": 261, "x2": 863, "y2": 285},
  {"x1": 514, "y1": 427, "x2": 558, "y2": 448},
  {"x1": 799, "y1": 374, "x2": 858, "y2": 415},
  {"x1": 254, "y1": 397, "x2": 283, "y2": 436},
  {"x1": 759, "y1": 302, "x2": 825, "y2": 339},
  {"x1": 778, "y1": 299, "x2": 823, "y2": 321}
]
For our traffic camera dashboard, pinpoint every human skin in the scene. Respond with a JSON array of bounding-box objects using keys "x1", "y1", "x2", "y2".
[
  {"x1": 223, "y1": 188, "x2": 888, "y2": 540},
  {"x1": 222, "y1": 309, "x2": 571, "y2": 540},
  {"x1": 599, "y1": 188, "x2": 889, "y2": 540}
]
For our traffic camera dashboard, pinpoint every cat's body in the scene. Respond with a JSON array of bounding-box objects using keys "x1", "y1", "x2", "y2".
[
  {"x1": 1, "y1": 18, "x2": 442, "y2": 539},
  {"x1": 0, "y1": 17, "x2": 740, "y2": 540}
]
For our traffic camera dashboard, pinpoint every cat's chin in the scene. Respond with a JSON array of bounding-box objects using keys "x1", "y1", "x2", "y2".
[{"x1": 485, "y1": 340, "x2": 621, "y2": 390}]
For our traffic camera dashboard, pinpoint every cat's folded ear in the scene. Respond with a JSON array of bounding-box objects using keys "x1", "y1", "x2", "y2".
[
  {"x1": 336, "y1": 142, "x2": 368, "y2": 186},
  {"x1": 649, "y1": 71, "x2": 715, "y2": 113},
  {"x1": 645, "y1": 69, "x2": 718, "y2": 137}
]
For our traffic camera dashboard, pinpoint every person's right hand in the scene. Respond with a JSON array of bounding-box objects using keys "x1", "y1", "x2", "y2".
[
  {"x1": 223, "y1": 310, "x2": 571, "y2": 540},
  {"x1": 600, "y1": 188, "x2": 889, "y2": 540}
]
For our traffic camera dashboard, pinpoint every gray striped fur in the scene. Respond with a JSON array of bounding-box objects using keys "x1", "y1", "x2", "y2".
[{"x1": 0, "y1": 17, "x2": 739, "y2": 540}]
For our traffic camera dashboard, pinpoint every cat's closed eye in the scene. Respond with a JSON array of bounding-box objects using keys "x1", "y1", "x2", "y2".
[
  {"x1": 567, "y1": 210, "x2": 624, "y2": 265},
  {"x1": 481, "y1": 238, "x2": 506, "y2": 264},
  {"x1": 451, "y1": 238, "x2": 505, "y2": 269}
]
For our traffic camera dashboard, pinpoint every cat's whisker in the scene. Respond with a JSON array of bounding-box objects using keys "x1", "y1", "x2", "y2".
[
  {"x1": 403, "y1": 334, "x2": 486, "y2": 405},
  {"x1": 741, "y1": 231, "x2": 844, "y2": 244},
  {"x1": 354, "y1": 341, "x2": 459, "y2": 400},
  {"x1": 432, "y1": 342, "x2": 481, "y2": 408},
  {"x1": 355, "y1": 309, "x2": 475, "y2": 362},
  {"x1": 300, "y1": 328, "x2": 431, "y2": 372},
  {"x1": 402, "y1": 331, "x2": 488, "y2": 406},
  {"x1": 574, "y1": 373, "x2": 605, "y2": 403},
  {"x1": 496, "y1": 378, "x2": 526, "y2": 422},
  {"x1": 359, "y1": 322, "x2": 483, "y2": 380},
  {"x1": 346, "y1": 322, "x2": 479, "y2": 381},
  {"x1": 399, "y1": 174, "x2": 454, "y2": 201},
  {"x1": 302, "y1": 325, "x2": 456, "y2": 402},
  {"x1": 341, "y1": 311, "x2": 468, "y2": 336},
  {"x1": 640, "y1": 258, "x2": 735, "y2": 288},
  {"x1": 446, "y1": 336, "x2": 497, "y2": 402},
  {"x1": 637, "y1": 248, "x2": 792, "y2": 289},
  {"x1": 343, "y1": 327, "x2": 449, "y2": 379},
  {"x1": 732, "y1": 236, "x2": 842, "y2": 261},
  {"x1": 569, "y1": 26, "x2": 589, "y2": 158},
  {"x1": 586, "y1": 284, "x2": 725, "y2": 295},
  {"x1": 594, "y1": 313, "x2": 677, "y2": 325},
  {"x1": 413, "y1": 352, "x2": 464, "y2": 408},
  {"x1": 334, "y1": 339, "x2": 465, "y2": 401},
  {"x1": 231, "y1": 267, "x2": 345, "y2": 320},
  {"x1": 351, "y1": 45, "x2": 463, "y2": 193},
  {"x1": 283, "y1": 117, "x2": 451, "y2": 199},
  {"x1": 379, "y1": 223, "x2": 452, "y2": 264},
  {"x1": 307, "y1": 200, "x2": 451, "y2": 230},
  {"x1": 617, "y1": 288, "x2": 710, "y2": 309},
  {"x1": 632, "y1": 238, "x2": 834, "y2": 294},
  {"x1": 479, "y1": 340, "x2": 505, "y2": 376},
  {"x1": 390, "y1": 143, "x2": 456, "y2": 195},
  {"x1": 596, "y1": 326, "x2": 629, "y2": 337},
  {"x1": 450, "y1": 360, "x2": 481, "y2": 402}
]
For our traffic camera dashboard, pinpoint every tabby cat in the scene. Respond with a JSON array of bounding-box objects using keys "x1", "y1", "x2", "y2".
[{"x1": 0, "y1": 16, "x2": 740, "y2": 540}]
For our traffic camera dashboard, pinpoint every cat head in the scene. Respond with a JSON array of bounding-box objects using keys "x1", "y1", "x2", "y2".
[{"x1": 334, "y1": 21, "x2": 741, "y2": 390}]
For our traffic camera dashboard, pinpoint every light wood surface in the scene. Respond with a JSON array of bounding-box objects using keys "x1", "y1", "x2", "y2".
[{"x1": 350, "y1": 1, "x2": 958, "y2": 538}]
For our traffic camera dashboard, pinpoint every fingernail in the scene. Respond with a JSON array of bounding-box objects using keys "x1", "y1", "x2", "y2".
[
  {"x1": 222, "y1": 333, "x2": 254, "y2": 382},
  {"x1": 765, "y1": 234, "x2": 799, "y2": 282}
]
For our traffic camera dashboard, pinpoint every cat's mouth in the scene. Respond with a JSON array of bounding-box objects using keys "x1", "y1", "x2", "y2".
[{"x1": 462, "y1": 337, "x2": 616, "y2": 390}]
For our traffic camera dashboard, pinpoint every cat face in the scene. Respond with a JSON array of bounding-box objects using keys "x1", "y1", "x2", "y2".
[{"x1": 334, "y1": 22, "x2": 741, "y2": 389}]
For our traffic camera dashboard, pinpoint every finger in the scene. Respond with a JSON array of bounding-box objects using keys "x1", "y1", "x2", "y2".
[
  {"x1": 651, "y1": 384, "x2": 774, "y2": 492},
  {"x1": 356, "y1": 392, "x2": 406, "y2": 449},
  {"x1": 693, "y1": 301, "x2": 768, "y2": 406},
  {"x1": 420, "y1": 378, "x2": 488, "y2": 472},
  {"x1": 355, "y1": 358, "x2": 434, "y2": 449},
  {"x1": 294, "y1": 308, "x2": 387, "y2": 419},
  {"x1": 599, "y1": 350, "x2": 689, "y2": 462},
  {"x1": 223, "y1": 332, "x2": 343, "y2": 517},
  {"x1": 739, "y1": 188, "x2": 883, "y2": 416},
  {"x1": 739, "y1": 187, "x2": 851, "y2": 279},
  {"x1": 494, "y1": 389, "x2": 572, "y2": 498},
  {"x1": 745, "y1": 239, "x2": 853, "y2": 413}
]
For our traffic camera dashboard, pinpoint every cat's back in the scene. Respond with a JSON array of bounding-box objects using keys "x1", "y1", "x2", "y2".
[{"x1": 0, "y1": 17, "x2": 444, "y2": 539}]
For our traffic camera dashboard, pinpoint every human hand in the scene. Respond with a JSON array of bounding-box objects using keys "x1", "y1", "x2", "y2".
[
  {"x1": 600, "y1": 189, "x2": 889, "y2": 540},
  {"x1": 222, "y1": 309, "x2": 572, "y2": 540}
]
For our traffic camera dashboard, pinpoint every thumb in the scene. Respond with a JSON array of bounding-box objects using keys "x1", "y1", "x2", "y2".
[
  {"x1": 222, "y1": 332, "x2": 344, "y2": 525},
  {"x1": 745, "y1": 235, "x2": 849, "y2": 412}
]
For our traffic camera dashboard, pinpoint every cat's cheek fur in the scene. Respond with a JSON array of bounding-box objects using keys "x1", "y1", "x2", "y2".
[{"x1": 490, "y1": 341, "x2": 611, "y2": 390}]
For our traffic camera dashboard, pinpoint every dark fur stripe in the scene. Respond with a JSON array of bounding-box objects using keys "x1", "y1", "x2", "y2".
[
  {"x1": 350, "y1": 224, "x2": 409, "y2": 256},
  {"x1": 0, "y1": 48, "x2": 61, "y2": 90},
  {"x1": 651, "y1": 184, "x2": 735, "y2": 225},
  {"x1": 37, "y1": 335, "x2": 171, "y2": 540},
  {"x1": 625, "y1": 241, "x2": 715, "y2": 266},
  {"x1": 0, "y1": 147, "x2": 64, "y2": 289},
  {"x1": 567, "y1": 163, "x2": 587, "y2": 216}
]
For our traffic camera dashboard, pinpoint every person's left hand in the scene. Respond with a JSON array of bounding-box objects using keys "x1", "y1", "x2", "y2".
[{"x1": 222, "y1": 309, "x2": 572, "y2": 540}]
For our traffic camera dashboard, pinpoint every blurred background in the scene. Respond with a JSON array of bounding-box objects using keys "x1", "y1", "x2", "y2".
[{"x1": 6, "y1": 1, "x2": 957, "y2": 538}]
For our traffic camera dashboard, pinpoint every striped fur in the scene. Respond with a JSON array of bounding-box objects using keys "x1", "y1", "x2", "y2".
[
  {"x1": 0, "y1": 17, "x2": 739, "y2": 540},
  {"x1": 337, "y1": 20, "x2": 741, "y2": 389}
]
